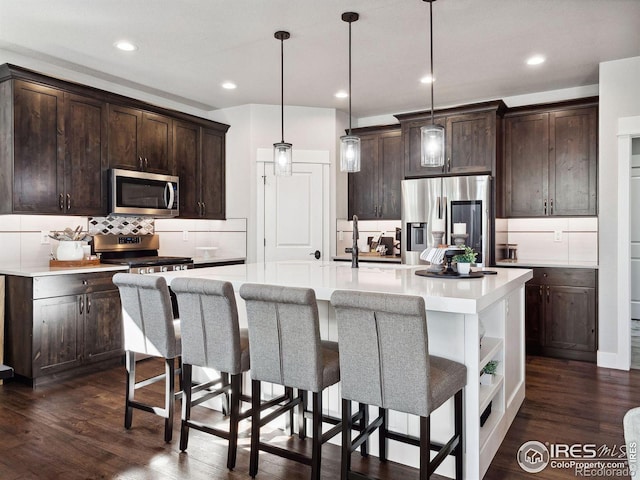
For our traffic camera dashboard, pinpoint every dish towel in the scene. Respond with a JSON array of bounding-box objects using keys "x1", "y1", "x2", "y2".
[{"x1": 420, "y1": 247, "x2": 447, "y2": 265}]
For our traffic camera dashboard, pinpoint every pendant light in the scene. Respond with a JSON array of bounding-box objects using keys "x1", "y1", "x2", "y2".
[
  {"x1": 340, "y1": 12, "x2": 361, "y2": 173},
  {"x1": 274, "y1": 30, "x2": 292, "y2": 176},
  {"x1": 420, "y1": 0, "x2": 445, "y2": 168}
]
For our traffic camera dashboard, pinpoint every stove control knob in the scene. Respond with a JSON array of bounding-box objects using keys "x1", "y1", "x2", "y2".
[
  {"x1": 138, "y1": 268, "x2": 146, "y2": 275},
  {"x1": 161, "y1": 266, "x2": 168, "y2": 272},
  {"x1": 147, "y1": 267, "x2": 155, "y2": 273}
]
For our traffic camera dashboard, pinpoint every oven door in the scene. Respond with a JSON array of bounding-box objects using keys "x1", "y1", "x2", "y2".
[{"x1": 110, "y1": 168, "x2": 179, "y2": 217}]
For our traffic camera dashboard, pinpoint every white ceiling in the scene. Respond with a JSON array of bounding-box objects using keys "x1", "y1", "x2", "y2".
[{"x1": 1, "y1": 0, "x2": 639, "y2": 118}]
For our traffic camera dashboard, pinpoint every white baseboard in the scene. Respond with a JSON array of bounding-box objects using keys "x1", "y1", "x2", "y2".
[{"x1": 598, "y1": 350, "x2": 630, "y2": 371}]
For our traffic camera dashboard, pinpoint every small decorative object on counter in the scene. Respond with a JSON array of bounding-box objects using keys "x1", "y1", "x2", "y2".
[
  {"x1": 453, "y1": 246, "x2": 477, "y2": 275},
  {"x1": 480, "y1": 360, "x2": 499, "y2": 386}
]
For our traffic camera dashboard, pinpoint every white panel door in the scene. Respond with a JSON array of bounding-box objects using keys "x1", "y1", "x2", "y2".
[
  {"x1": 264, "y1": 162, "x2": 325, "y2": 262},
  {"x1": 631, "y1": 150, "x2": 640, "y2": 319}
]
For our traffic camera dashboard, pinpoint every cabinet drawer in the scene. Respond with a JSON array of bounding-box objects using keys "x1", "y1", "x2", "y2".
[
  {"x1": 529, "y1": 268, "x2": 596, "y2": 288},
  {"x1": 33, "y1": 272, "x2": 118, "y2": 299}
]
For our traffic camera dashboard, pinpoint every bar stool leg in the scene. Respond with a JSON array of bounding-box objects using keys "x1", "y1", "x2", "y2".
[
  {"x1": 124, "y1": 350, "x2": 135, "y2": 429},
  {"x1": 284, "y1": 386, "x2": 294, "y2": 436},
  {"x1": 420, "y1": 415, "x2": 431, "y2": 480},
  {"x1": 379, "y1": 407, "x2": 387, "y2": 462},
  {"x1": 221, "y1": 372, "x2": 230, "y2": 416},
  {"x1": 341, "y1": 399, "x2": 352, "y2": 480},
  {"x1": 250, "y1": 379, "x2": 261, "y2": 478},
  {"x1": 311, "y1": 392, "x2": 323, "y2": 480},
  {"x1": 359, "y1": 402, "x2": 369, "y2": 457},
  {"x1": 179, "y1": 363, "x2": 193, "y2": 451},
  {"x1": 454, "y1": 389, "x2": 464, "y2": 480},
  {"x1": 298, "y1": 389, "x2": 307, "y2": 439},
  {"x1": 227, "y1": 373, "x2": 242, "y2": 470},
  {"x1": 164, "y1": 358, "x2": 175, "y2": 443}
]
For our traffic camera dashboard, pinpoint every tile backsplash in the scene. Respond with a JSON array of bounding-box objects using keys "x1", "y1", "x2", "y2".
[
  {"x1": 496, "y1": 217, "x2": 598, "y2": 264},
  {"x1": 0, "y1": 215, "x2": 247, "y2": 269}
]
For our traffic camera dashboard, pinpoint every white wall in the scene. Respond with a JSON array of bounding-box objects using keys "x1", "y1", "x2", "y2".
[
  {"x1": 598, "y1": 56, "x2": 640, "y2": 368},
  {"x1": 209, "y1": 104, "x2": 346, "y2": 263}
]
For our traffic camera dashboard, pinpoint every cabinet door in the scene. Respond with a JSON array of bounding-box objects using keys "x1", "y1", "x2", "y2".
[
  {"x1": 525, "y1": 283, "x2": 544, "y2": 354},
  {"x1": 504, "y1": 113, "x2": 549, "y2": 217},
  {"x1": 64, "y1": 93, "x2": 108, "y2": 215},
  {"x1": 84, "y1": 290, "x2": 123, "y2": 363},
  {"x1": 549, "y1": 107, "x2": 597, "y2": 216},
  {"x1": 140, "y1": 111, "x2": 173, "y2": 174},
  {"x1": 108, "y1": 105, "x2": 142, "y2": 170},
  {"x1": 446, "y1": 112, "x2": 494, "y2": 174},
  {"x1": 32, "y1": 295, "x2": 82, "y2": 377},
  {"x1": 174, "y1": 121, "x2": 201, "y2": 218},
  {"x1": 200, "y1": 127, "x2": 225, "y2": 219},
  {"x1": 348, "y1": 134, "x2": 379, "y2": 219},
  {"x1": 544, "y1": 285, "x2": 596, "y2": 353},
  {"x1": 12, "y1": 80, "x2": 64, "y2": 213},
  {"x1": 403, "y1": 118, "x2": 448, "y2": 178},
  {"x1": 378, "y1": 130, "x2": 403, "y2": 219}
]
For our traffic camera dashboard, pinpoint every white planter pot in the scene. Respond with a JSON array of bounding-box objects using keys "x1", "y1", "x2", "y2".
[
  {"x1": 56, "y1": 241, "x2": 84, "y2": 261},
  {"x1": 480, "y1": 373, "x2": 494, "y2": 386},
  {"x1": 457, "y1": 262, "x2": 471, "y2": 275}
]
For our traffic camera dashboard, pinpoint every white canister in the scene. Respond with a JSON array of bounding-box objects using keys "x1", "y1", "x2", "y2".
[{"x1": 56, "y1": 241, "x2": 84, "y2": 261}]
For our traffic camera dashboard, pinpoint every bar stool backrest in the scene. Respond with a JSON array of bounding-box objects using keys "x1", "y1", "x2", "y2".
[
  {"x1": 239, "y1": 283, "x2": 323, "y2": 392},
  {"x1": 171, "y1": 278, "x2": 243, "y2": 374},
  {"x1": 330, "y1": 290, "x2": 431, "y2": 417},
  {"x1": 112, "y1": 273, "x2": 178, "y2": 359}
]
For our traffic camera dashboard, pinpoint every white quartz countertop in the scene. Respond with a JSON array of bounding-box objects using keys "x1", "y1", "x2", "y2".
[
  {"x1": 495, "y1": 259, "x2": 599, "y2": 269},
  {"x1": 0, "y1": 264, "x2": 129, "y2": 277},
  {"x1": 154, "y1": 260, "x2": 532, "y2": 315}
]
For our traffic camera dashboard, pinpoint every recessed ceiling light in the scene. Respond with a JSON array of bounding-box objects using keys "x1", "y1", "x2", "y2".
[
  {"x1": 222, "y1": 82, "x2": 237, "y2": 90},
  {"x1": 526, "y1": 55, "x2": 545, "y2": 66},
  {"x1": 335, "y1": 91, "x2": 348, "y2": 99},
  {"x1": 114, "y1": 41, "x2": 137, "y2": 52},
  {"x1": 420, "y1": 75, "x2": 435, "y2": 84}
]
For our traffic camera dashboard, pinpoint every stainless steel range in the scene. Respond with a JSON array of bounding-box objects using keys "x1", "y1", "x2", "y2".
[{"x1": 93, "y1": 234, "x2": 193, "y2": 274}]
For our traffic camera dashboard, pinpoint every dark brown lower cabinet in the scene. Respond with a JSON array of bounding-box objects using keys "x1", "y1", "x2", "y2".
[
  {"x1": 5, "y1": 271, "x2": 123, "y2": 387},
  {"x1": 525, "y1": 267, "x2": 597, "y2": 362}
]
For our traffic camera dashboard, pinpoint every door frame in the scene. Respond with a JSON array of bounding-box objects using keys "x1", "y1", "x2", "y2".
[
  {"x1": 256, "y1": 148, "x2": 331, "y2": 264},
  {"x1": 616, "y1": 115, "x2": 640, "y2": 370}
]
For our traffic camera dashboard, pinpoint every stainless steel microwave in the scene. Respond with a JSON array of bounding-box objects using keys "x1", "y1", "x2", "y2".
[{"x1": 110, "y1": 168, "x2": 179, "y2": 217}]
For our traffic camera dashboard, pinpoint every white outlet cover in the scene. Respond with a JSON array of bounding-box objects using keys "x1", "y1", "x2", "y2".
[
  {"x1": 183, "y1": 230, "x2": 189, "y2": 241},
  {"x1": 41, "y1": 230, "x2": 50, "y2": 244},
  {"x1": 554, "y1": 230, "x2": 563, "y2": 242}
]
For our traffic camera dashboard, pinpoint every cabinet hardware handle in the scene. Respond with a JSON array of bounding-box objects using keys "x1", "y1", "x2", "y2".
[
  {"x1": 66, "y1": 193, "x2": 71, "y2": 210},
  {"x1": 539, "y1": 285, "x2": 543, "y2": 297},
  {"x1": 59, "y1": 193, "x2": 64, "y2": 210},
  {"x1": 447, "y1": 157, "x2": 451, "y2": 172},
  {"x1": 550, "y1": 199, "x2": 553, "y2": 215},
  {"x1": 544, "y1": 199, "x2": 547, "y2": 215},
  {"x1": 202, "y1": 202, "x2": 205, "y2": 216},
  {"x1": 546, "y1": 286, "x2": 550, "y2": 302},
  {"x1": 144, "y1": 158, "x2": 149, "y2": 170},
  {"x1": 139, "y1": 156, "x2": 143, "y2": 170},
  {"x1": 374, "y1": 205, "x2": 378, "y2": 216},
  {"x1": 79, "y1": 296, "x2": 84, "y2": 314},
  {"x1": 197, "y1": 201, "x2": 201, "y2": 216},
  {"x1": 87, "y1": 297, "x2": 91, "y2": 314},
  {"x1": 378, "y1": 205, "x2": 382, "y2": 217},
  {"x1": 82, "y1": 280, "x2": 88, "y2": 285}
]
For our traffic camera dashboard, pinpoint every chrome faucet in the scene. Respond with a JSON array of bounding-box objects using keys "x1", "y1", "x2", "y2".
[{"x1": 351, "y1": 214, "x2": 359, "y2": 268}]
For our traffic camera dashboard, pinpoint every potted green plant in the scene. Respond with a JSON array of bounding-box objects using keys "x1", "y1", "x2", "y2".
[
  {"x1": 453, "y1": 246, "x2": 477, "y2": 275},
  {"x1": 480, "y1": 360, "x2": 498, "y2": 386}
]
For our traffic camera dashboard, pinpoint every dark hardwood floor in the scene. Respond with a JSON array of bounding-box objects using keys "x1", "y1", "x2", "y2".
[{"x1": 0, "y1": 355, "x2": 637, "y2": 479}]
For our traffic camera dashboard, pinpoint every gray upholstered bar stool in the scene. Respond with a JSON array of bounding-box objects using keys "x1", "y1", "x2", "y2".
[
  {"x1": 112, "y1": 273, "x2": 182, "y2": 443},
  {"x1": 171, "y1": 277, "x2": 251, "y2": 470},
  {"x1": 239, "y1": 283, "x2": 341, "y2": 480},
  {"x1": 330, "y1": 290, "x2": 467, "y2": 480}
]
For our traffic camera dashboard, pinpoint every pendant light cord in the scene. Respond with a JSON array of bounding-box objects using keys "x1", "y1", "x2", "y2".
[
  {"x1": 348, "y1": 19, "x2": 352, "y2": 135},
  {"x1": 429, "y1": 0, "x2": 435, "y2": 126},
  {"x1": 280, "y1": 35, "x2": 285, "y2": 143}
]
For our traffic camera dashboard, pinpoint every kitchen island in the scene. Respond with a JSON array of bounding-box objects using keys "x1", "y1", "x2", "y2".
[{"x1": 155, "y1": 261, "x2": 532, "y2": 479}]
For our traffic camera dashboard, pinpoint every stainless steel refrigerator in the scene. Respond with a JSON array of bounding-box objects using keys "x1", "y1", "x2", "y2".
[{"x1": 401, "y1": 175, "x2": 492, "y2": 265}]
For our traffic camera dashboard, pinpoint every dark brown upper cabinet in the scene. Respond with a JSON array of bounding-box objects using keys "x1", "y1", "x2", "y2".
[
  {"x1": 108, "y1": 105, "x2": 173, "y2": 175},
  {"x1": 175, "y1": 121, "x2": 228, "y2": 219},
  {"x1": 502, "y1": 99, "x2": 597, "y2": 217},
  {"x1": 395, "y1": 101, "x2": 505, "y2": 178},
  {"x1": 348, "y1": 126, "x2": 402, "y2": 220},
  {"x1": 0, "y1": 78, "x2": 107, "y2": 215}
]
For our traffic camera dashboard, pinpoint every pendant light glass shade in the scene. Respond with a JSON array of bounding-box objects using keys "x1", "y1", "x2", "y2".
[
  {"x1": 340, "y1": 135, "x2": 361, "y2": 172},
  {"x1": 420, "y1": 124, "x2": 445, "y2": 167},
  {"x1": 273, "y1": 141, "x2": 292, "y2": 176},
  {"x1": 274, "y1": 30, "x2": 292, "y2": 176},
  {"x1": 420, "y1": 0, "x2": 445, "y2": 168},
  {"x1": 340, "y1": 12, "x2": 360, "y2": 173}
]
